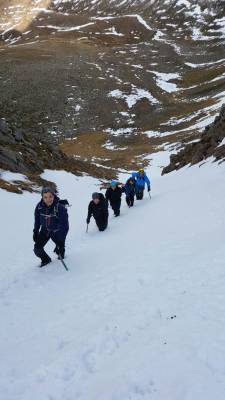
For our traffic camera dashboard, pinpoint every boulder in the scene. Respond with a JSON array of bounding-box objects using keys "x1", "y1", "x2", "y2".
[
  {"x1": 0, "y1": 119, "x2": 9, "y2": 134},
  {"x1": 162, "y1": 104, "x2": 225, "y2": 175},
  {"x1": 0, "y1": 131, "x2": 16, "y2": 145},
  {"x1": 14, "y1": 128, "x2": 25, "y2": 142}
]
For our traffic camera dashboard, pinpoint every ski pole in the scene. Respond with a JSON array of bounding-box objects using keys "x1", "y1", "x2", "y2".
[
  {"x1": 86, "y1": 224, "x2": 89, "y2": 233},
  {"x1": 58, "y1": 252, "x2": 69, "y2": 271},
  {"x1": 149, "y1": 191, "x2": 151, "y2": 200}
]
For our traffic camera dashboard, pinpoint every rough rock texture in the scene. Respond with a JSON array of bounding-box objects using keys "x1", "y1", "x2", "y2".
[
  {"x1": 0, "y1": 119, "x2": 116, "y2": 193},
  {"x1": 162, "y1": 105, "x2": 225, "y2": 175},
  {"x1": 0, "y1": 119, "x2": 69, "y2": 172}
]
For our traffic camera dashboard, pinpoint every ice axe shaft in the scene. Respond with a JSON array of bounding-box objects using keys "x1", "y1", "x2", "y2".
[{"x1": 58, "y1": 253, "x2": 69, "y2": 271}]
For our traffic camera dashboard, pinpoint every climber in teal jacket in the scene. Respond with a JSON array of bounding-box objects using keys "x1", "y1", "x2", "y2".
[{"x1": 132, "y1": 168, "x2": 151, "y2": 200}]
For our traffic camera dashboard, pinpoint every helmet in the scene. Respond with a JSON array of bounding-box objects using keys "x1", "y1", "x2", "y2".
[
  {"x1": 138, "y1": 168, "x2": 144, "y2": 174},
  {"x1": 111, "y1": 180, "x2": 118, "y2": 187}
]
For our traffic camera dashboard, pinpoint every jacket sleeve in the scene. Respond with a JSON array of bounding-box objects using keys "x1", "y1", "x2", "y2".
[
  {"x1": 102, "y1": 201, "x2": 109, "y2": 219},
  {"x1": 58, "y1": 205, "x2": 69, "y2": 239},
  {"x1": 34, "y1": 204, "x2": 40, "y2": 232},
  {"x1": 105, "y1": 188, "x2": 110, "y2": 201},
  {"x1": 87, "y1": 202, "x2": 93, "y2": 221},
  {"x1": 145, "y1": 175, "x2": 151, "y2": 188}
]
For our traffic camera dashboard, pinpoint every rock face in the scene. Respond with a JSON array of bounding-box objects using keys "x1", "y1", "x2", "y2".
[
  {"x1": 1, "y1": 2, "x2": 225, "y2": 187},
  {"x1": 0, "y1": 118, "x2": 118, "y2": 193},
  {"x1": 0, "y1": 118, "x2": 76, "y2": 192},
  {"x1": 162, "y1": 105, "x2": 225, "y2": 175},
  {"x1": 0, "y1": 119, "x2": 69, "y2": 174},
  {"x1": 1, "y1": 0, "x2": 225, "y2": 150}
]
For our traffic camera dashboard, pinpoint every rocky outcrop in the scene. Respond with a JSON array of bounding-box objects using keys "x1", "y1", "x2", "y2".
[
  {"x1": 0, "y1": 118, "x2": 118, "y2": 193},
  {"x1": 0, "y1": 118, "x2": 74, "y2": 192},
  {"x1": 162, "y1": 105, "x2": 225, "y2": 175},
  {"x1": 0, "y1": 119, "x2": 69, "y2": 173}
]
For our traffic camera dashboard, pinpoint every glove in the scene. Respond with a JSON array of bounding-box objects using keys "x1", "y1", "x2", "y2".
[
  {"x1": 148, "y1": 187, "x2": 151, "y2": 192},
  {"x1": 33, "y1": 229, "x2": 38, "y2": 242},
  {"x1": 86, "y1": 218, "x2": 90, "y2": 224}
]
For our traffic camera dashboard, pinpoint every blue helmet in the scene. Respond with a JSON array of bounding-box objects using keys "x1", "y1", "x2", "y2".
[{"x1": 111, "y1": 180, "x2": 118, "y2": 187}]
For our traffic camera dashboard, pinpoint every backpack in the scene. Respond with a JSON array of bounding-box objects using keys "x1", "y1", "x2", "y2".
[
  {"x1": 54, "y1": 199, "x2": 69, "y2": 218},
  {"x1": 58, "y1": 199, "x2": 69, "y2": 207}
]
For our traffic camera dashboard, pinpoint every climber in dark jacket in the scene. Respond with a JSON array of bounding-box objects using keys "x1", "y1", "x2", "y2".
[
  {"x1": 122, "y1": 177, "x2": 136, "y2": 207},
  {"x1": 87, "y1": 192, "x2": 108, "y2": 231},
  {"x1": 105, "y1": 180, "x2": 123, "y2": 217},
  {"x1": 33, "y1": 187, "x2": 69, "y2": 267}
]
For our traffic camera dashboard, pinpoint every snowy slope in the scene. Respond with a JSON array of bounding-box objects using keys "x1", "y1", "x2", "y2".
[{"x1": 1, "y1": 155, "x2": 225, "y2": 399}]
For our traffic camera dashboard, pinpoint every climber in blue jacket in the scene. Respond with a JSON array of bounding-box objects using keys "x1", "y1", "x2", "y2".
[{"x1": 132, "y1": 168, "x2": 151, "y2": 200}]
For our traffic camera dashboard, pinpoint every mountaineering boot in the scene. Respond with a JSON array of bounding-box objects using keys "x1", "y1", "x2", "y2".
[{"x1": 40, "y1": 257, "x2": 52, "y2": 268}]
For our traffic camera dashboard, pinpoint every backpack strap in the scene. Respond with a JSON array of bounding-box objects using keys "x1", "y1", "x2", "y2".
[{"x1": 54, "y1": 203, "x2": 59, "y2": 218}]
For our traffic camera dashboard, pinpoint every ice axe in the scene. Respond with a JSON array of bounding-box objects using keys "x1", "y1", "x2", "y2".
[{"x1": 57, "y1": 249, "x2": 69, "y2": 271}]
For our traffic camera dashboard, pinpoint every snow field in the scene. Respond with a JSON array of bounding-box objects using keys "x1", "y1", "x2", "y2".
[{"x1": 0, "y1": 156, "x2": 225, "y2": 399}]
